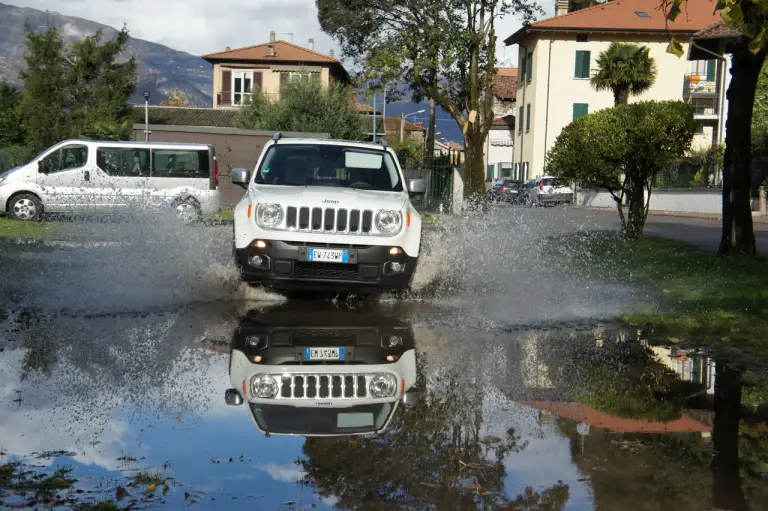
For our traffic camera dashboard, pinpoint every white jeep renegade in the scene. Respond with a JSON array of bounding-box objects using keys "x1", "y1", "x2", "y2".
[{"x1": 231, "y1": 134, "x2": 426, "y2": 294}]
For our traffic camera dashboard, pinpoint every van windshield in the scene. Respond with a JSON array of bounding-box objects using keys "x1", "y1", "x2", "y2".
[{"x1": 255, "y1": 144, "x2": 404, "y2": 192}]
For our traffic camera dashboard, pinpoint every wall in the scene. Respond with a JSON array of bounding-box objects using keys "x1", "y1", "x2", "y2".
[
  {"x1": 576, "y1": 187, "x2": 724, "y2": 215},
  {"x1": 513, "y1": 32, "x2": 732, "y2": 181},
  {"x1": 131, "y1": 125, "x2": 328, "y2": 208},
  {"x1": 575, "y1": 189, "x2": 617, "y2": 209}
]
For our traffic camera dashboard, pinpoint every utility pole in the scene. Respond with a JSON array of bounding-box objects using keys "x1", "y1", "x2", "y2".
[
  {"x1": 372, "y1": 92, "x2": 377, "y2": 142},
  {"x1": 426, "y1": 98, "x2": 436, "y2": 163},
  {"x1": 143, "y1": 91, "x2": 151, "y2": 141}
]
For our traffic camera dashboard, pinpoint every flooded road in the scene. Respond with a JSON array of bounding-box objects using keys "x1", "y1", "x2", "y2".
[{"x1": 1, "y1": 209, "x2": 768, "y2": 510}]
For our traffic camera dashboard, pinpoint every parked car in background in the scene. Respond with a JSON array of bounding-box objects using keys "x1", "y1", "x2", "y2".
[
  {"x1": 527, "y1": 176, "x2": 573, "y2": 206},
  {"x1": 0, "y1": 139, "x2": 220, "y2": 223},
  {"x1": 487, "y1": 178, "x2": 523, "y2": 204},
  {"x1": 518, "y1": 179, "x2": 537, "y2": 205}
]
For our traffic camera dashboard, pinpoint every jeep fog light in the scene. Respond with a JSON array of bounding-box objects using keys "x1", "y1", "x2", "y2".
[
  {"x1": 368, "y1": 374, "x2": 397, "y2": 398},
  {"x1": 384, "y1": 261, "x2": 405, "y2": 275},
  {"x1": 249, "y1": 255, "x2": 266, "y2": 267},
  {"x1": 245, "y1": 335, "x2": 267, "y2": 349},
  {"x1": 251, "y1": 375, "x2": 279, "y2": 398},
  {"x1": 375, "y1": 210, "x2": 402, "y2": 234},
  {"x1": 256, "y1": 203, "x2": 284, "y2": 228},
  {"x1": 381, "y1": 335, "x2": 403, "y2": 348}
]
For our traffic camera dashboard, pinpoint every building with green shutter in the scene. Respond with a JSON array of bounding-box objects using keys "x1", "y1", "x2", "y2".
[{"x1": 502, "y1": 0, "x2": 726, "y2": 182}]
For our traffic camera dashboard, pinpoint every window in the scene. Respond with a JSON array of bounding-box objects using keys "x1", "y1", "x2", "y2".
[
  {"x1": 635, "y1": 10, "x2": 651, "y2": 18},
  {"x1": 525, "y1": 104, "x2": 531, "y2": 132},
  {"x1": 254, "y1": 144, "x2": 403, "y2": 192},
  {"x1": 526, "y1": 52, "x2": 533, "y2": 81},
  {"x1": 573, "y1": 103, "x2": 589, "y2": 120},
  {"x1": 97, "y1": 147, "x2": 150, "y2": 177},
  {"x1": 576, "y1": 33, "x2": 588, "y2": 43},
  {"x1": 574, "y1": 50, "x2": 591, "y2": 78},
  {"x1": 280, "y1": 71, "x2": 319, "y2": 85},
  {"x1": 518, "y1": 106, "x2": 524, "y2": 134},
  {"x1": 151, "y1": 149, "x2": 210, "y2": 178},
  {"x1": 233, "y1": 70, "x2": 252, "y2": 106},
  {"x1": 40, "y1": 145, "x2": 88, "y2": 173},
  {"x1": 520, "y1": 54, "x2": 527, "y2": 83}
]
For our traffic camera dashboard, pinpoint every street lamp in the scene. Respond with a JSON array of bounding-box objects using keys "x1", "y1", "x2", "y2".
[
  {"x1": 143, "y1": 91, "x2": 151, "y2": 141},
  {"x1": 400, "y1": 109, "x2": 426, "y2": 142}
]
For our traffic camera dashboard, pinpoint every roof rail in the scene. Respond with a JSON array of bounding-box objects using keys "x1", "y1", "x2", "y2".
[
  {"x1": 272, "y1": 132, "x2": 283, "y2": 142},
  {"x1": 379, "y1": 140, "x2": 388, "y2": 148}
]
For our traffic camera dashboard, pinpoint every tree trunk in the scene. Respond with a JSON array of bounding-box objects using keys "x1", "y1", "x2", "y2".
[
  {"x1": 426, "y1": 98, "x2": 436, "y2": 163},
  {"x1": 624, "y1": 175, "x2": 647, "y2": 238},
  {"x1": 719, "y1": 44, "x2": 766, "y2": 257},
  {"x1": 711, "y1": 364, "x2": 747, "y2": 511},
  {"x1": 614, "y1": 85, "x2": 630, "y2": 106},
  {"x1": 463, "y1": 122, "x2": 486, "y2": 198}
]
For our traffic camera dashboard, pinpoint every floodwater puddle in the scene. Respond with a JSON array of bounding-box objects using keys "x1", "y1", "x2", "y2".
[{"x1": 1, "y1": 301, "x2": 767, "y2": 510}]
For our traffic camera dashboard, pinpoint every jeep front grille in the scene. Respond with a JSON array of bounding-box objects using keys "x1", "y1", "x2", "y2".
[
  {"x1": 273, "y1": 373, "x2": 386, "y2": 399},
  {"x1": 285, "y1": 206, "x2": 373, "y2": 234}
]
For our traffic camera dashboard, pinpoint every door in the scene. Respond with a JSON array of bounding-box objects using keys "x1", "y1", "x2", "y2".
[
  {"x1": 94, "y1": 146, "x2": 152, "y2": 210},
  {"x1": 37, "y1": 144, "x2": 90, "y2": 212}
]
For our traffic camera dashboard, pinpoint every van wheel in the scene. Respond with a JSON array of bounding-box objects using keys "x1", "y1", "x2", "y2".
[
  {"x1": 173, "y1": 198, "x2": 201, "y2": 224},
  {"x1": 8, "y1": 193, "x2": 43, "y2": 222}
]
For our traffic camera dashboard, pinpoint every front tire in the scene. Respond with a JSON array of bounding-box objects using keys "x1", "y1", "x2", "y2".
[
  {"x1": 8, "y1": 193, "x2": 43, "y2": 222},
  {"x1": 173, "y1": 198, "x2": 201, "y2": 224}
]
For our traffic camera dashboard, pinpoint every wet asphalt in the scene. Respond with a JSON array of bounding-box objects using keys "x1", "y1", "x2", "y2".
[{"x1": 1, "y1": 206, "x2": 767, "y2": 510}]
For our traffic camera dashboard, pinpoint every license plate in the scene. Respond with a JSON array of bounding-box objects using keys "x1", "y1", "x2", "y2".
[
  {"x1": 305, "y1": 347, "x2": 345, "y2": 360},
  {"x1": 307, "y1": 248, "x2": 349, "y2": 263}
]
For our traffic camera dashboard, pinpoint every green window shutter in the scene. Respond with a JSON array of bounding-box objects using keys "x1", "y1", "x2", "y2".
[
  {"x1": 573, "y1": 103, "x2": 588, "y2": 120},
  {"x1": 526, "y1": 52, "x2": 533, "y2": 80},
  {"x1": 705, "y1": 59, "x2": 716, "y2": 82},
  {"x1": 519, "y1": 106, "x2": 524, "y2": 132},
  {"x1": 521, "y1": 55, "x2": 527, "y2": 81},
  {"x1": 526, "y1": 104, "x2": 531, "y2": 131},
  {"x1": 574, "y1": 51, "x2": 583, "y2": 77},
  {"x1": 582, "y1": 51, "x2": 591, "y2": 78}
]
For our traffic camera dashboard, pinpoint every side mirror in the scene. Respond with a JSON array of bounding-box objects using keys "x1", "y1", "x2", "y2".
[
  {"x1": 231, "y1": 168, "x2": 251, "y2": 189},
  {"x1": 224, "y1": 389, "x2": 244, "y2": 406},
  {"x1": 37, "y1": 160, "x2": 46, "y2": 174},
  {"x1": 407, "y1": 178, "x2": 426, "y2": 197}
]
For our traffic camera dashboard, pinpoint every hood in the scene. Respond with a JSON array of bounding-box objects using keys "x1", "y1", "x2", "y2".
[
  {"x1": 249, "y1": 185, "x2": 408, "y2": 211},
  {"x1": 0, "y1": 165, "x2": 28, "y2": 182}
]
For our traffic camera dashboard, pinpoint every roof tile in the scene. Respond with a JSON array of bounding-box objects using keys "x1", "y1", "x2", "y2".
[
  {"x1": 694, "y1": 20, "x2": 741, "y2": 39},
  {"x1": 203, "y1": 40, "x2": 339, "y2": 64},
  {"x1": 492, "y1": 67, "x2": 518, "y2": 100},
  {"x1": 506, "y1": 0, "x2": 721, "y2": 43}
]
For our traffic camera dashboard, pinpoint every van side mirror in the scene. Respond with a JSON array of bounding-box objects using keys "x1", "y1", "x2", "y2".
[
  {"x1": 37, "y1": 160, "x2": 46, "y2": 174},
  {"x1": 407, "y1": 178, "x2": 426, "y2": 197},
  {"x1": 224, "y1": 389, "x2": 244, "y2": 406},
  {"x1": 231, "y1": 168, "x2": 250, "y2": 189}
]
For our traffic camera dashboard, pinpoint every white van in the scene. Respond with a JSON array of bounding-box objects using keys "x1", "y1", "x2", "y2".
[
  {"x1": 0, "y1": 139, "x2": 220, "y2": 222},
  {"x1": 231, "y1": 134, "x2": 426, "y2": 294}
]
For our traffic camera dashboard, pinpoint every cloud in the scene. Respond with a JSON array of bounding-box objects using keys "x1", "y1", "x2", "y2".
[
  {"x1": 255, "y1": 462, "x2": 305, "y2": 484},
  {"x1": 10, "y1": 0, "x2": 554, "y2": 64}
]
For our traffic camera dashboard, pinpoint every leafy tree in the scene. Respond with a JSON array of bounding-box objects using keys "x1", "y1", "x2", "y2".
[
  {"x1": 545, "y1": 100, "x2": 695, "y2": 238},
  {"x1": 18, "y1": 26, "x2": 68, "y2": 152},
  {"x1": 18, "y1": 24, "x2": 136, "y2": 152},
  {"x1": 234, "y1": 75, "x2": 366, "y2": 140},
  {"x1": 0, "y1": 81, "x2": 25, "y2": 146},
  {"x1": 160, "y1": 90, "x2": 190, "y2": 107},
  {"x1": 667, "y1": 0, "x2": 768, "y2": 256},
  {"x1": 590, "y1": 42, "x2": 658, "y2": 106},
  {"x1": 751, "y1": 65, "x2": 768, "y2": 160},
  {"x1": 316, "y1": 0, "x2": 543, "y2": 197}
]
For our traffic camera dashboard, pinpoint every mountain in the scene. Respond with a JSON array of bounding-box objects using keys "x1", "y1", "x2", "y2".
[{"x1": 0, "y1": 2, "x2": 212, "y2": 106}]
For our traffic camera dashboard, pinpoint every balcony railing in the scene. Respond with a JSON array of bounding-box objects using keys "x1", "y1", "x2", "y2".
[
  {"x1": 684, "y1": 73, "x2": 717, "y2": 96},
  {"x1": 690, "y1": 96, "x2": 718, "y2": 118},
  {"x1": 217, "y1": 91, "x2": 279, "y2": 107}
]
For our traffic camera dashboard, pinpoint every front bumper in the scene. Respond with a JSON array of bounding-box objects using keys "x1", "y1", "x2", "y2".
[
  {"x1": 234, "y1": 240, "x2": 417, "y2": 292},
  {"x1": 538, "y1": 192, "x2": 574, "y2": 203}
]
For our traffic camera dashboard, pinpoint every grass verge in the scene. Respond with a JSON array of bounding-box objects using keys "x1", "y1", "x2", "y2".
[
  {"x1": 0, "y1": 216, "x2": 60, "y2": 239},
  {"x1": 547, "y1": 234, "x2": 768, "y2": 360}
]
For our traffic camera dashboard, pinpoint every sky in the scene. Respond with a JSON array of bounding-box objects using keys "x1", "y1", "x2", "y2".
[{"x1": 9, "y1": 0, "x2": 555, "y2": 65}]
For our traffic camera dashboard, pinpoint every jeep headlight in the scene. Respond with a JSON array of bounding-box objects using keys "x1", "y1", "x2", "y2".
[
  {"x1": 368, "y1": 374, "x2": 397, "y2": 398},
  {"x1": 251, "y1": 375, "x2": 279, "y2": 398},
  {"x1": 255, "y1": 203, "x2": 283, "y2": 228},
  {"x1": 375, "y1": 210, "x2": 402, "y2": 235}
]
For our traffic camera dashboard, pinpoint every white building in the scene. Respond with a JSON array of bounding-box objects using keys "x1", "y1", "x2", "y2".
[
  {"x1": 503, "y1": 0, "x2": 728, "y2": 181},
  {"x1": 485, "y1": 67, "x2": 518, "y2": 180}
]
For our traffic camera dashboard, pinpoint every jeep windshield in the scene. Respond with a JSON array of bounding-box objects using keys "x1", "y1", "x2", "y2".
[
  {"x1": 254, "y1": 144, "x2": 404, "y2": 192},
  {"x1": 250, "y1": 402, "x2": 395, "y2": 435}
]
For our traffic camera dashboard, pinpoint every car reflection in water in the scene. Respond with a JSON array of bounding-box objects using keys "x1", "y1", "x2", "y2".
[{"x1": 224, "y1": 302, "x2": 419, "y2": 437}]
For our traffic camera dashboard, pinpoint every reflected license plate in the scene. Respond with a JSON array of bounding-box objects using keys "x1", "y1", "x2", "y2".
[
  {"x1": 305, "y1": 347, "x2": 346, "y2": 360},
  {"x1": 307, "y1": 248, "x2": 349, "y2": 263}
]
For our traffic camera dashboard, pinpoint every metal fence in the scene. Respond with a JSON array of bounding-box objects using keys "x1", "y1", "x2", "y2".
[
  {"x1": 656, "y1": 161, "x2": 722, "y2": 188},
  {"x1": 402, "y1": 164, "x2": 454, "y2": 211}
]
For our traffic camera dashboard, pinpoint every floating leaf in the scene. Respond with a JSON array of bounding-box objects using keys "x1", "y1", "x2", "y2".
[
  {"x1": 116, "y1": 487, "x2": 130, "y2": 500},
  {"x1": 666, "y1": 38, "x2": 685, "y2": 57},
  {"x1": 479, "y1": 435, "x2": 502, "y2": 444},
  {"x1": 146, "y1": 483, "x2": 157, "y2": 494},
  {"x1": 162, "y1": 483, "x2": 169, "y2": 494}
]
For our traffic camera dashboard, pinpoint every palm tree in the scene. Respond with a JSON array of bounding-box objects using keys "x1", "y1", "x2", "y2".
[{"x1": 591, "y1": 42, "x2": 658, "y2": 106}]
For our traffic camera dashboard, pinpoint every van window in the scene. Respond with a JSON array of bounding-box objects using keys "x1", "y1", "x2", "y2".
[
  {"x1": 97, "y1": 147, "x2": 150, "y2": 177},
  {"x1": 542, "y1": 178, "x2": 558, "y2": 187},
  {"x1": 151, "y1": 149, "x2": 210, "y2": 178},
  {"x1": 41, "y1": 145, "x2": 88, "y2": 173}
]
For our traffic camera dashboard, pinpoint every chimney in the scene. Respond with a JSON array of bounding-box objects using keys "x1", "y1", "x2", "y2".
[
  {"x1": 308, "y1": 38, "x2": 314, "y2": 51},
  {"x1": 267, "y1": 43, "x2": 275, "y2": 57},
  {"x1": 555, "y1": 0, "x2": 569, "y2": 16},
  {"x1": 329, "y1": 49, "x2": 334, "y2": 58},
  {"x1": 269, "y1": 30, "x2": 276, "y2": 42}
]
